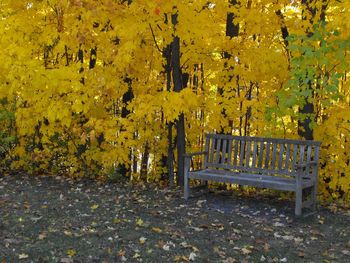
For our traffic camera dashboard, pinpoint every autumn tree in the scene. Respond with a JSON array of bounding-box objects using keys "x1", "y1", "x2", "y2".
[{"x1": 0, "y1": 0, "x2": 350, "y2": 201}]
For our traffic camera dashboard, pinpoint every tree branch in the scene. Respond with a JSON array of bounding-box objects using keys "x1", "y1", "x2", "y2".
[{"x1": 149, "y1": 23, "x2": 162, "y2": 53}]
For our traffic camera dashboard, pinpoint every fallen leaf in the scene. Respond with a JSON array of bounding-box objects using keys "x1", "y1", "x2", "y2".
[
  {"x1": 263, "y1": 227, "x2": 273, "y2": 232},
  {"x1": 264, "y1": 243, "x2": 270, "y2": 252},
  {"x1": 189, "y1": 252, "x2": 197, "y2": 261},
  {"x1": 113, "y1": 218, "x2": 122, "y2": 224},
  {"x1": 163, "y1": 244, "x2": 170, "y2": 251},
  {"x1": 60, "y1": 258, "x2": 74, "y2": 263},
  {"x1": 282, "y1": 235, "x2": 294, "y2": 241},
  {"x1": 174, "y1": 255, "x2": 189, "y2": 262},
  {"x1": 274, "y1": 232, "x2": 281, "y2": 238},
  {"x1": 294, "y1": 237, "x2": 303, "y2": 243},
  {"x1": 38, "y1": 232, "x2": 47, "y2": 240},
  {"x1": 90, "y1": 204, "x2": 99, "y2": 210},
  {"x1": 310, "y1": 229, "x2": 325, "y2": 237},
  {"x1": 152, "y1": 227, "x2": 162, "y2": 233},
  {"x1": 298, "y1": 251, "x2": 305, "y2": 258},
  {"x1": 136, "y1": 218, "x2": 144, "y2": 227},
  {"x1": 67, "y1": 249, "x2": 76, "y2": 257},
  {"x1": 18, "y1": 254, "x2": 29, "y2": 259},
  {"x1": 241, "y1": 247, "x2": 252, "y2": 255},
  {"x1": 139, "y1": 237, "x2": 147, "y2": 244},
  {"x1": 191, "y1": 227, "x2": 203, "y2": 232},
  {"x1": 196, "y1": 200, "x2": 206, "y2": 207},
  {"x1": 64, "y1": 230, "x2": 72, "y2": 236},
  {"x1": 255, "y1": 238, "x2": 266, "y2": 244},
  {"x1": 223, "y1": 257, "x2": 237, "y2": 263}
]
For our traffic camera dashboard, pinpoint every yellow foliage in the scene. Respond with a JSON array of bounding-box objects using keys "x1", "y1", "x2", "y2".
[{"x1": 0, "y1": 0, "x2": 349, "y2": 202}]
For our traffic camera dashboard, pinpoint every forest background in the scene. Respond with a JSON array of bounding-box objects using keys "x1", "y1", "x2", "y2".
[{"x1": 0, "y1": 0, "x2": 349, "y2": 203}]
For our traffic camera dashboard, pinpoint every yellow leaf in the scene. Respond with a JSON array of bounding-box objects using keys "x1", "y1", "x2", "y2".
[
  {"x1": 135, "y1": 218, "x2": 144, "y2": 227},
  {"x1": 152, "y1": 227, "x2": 162, "y2": 233},
  {"x1": 113, "y1": 218, "x2": 122, "y2": 224},
  {"x1": 90, "y1": 204, "x2": 99, "y2": 210},
  {"x1": 139, "y1": 237, "x2": 147, "y2": 244},
  {"x1": 67, "y1": 249, "x2": 76, "y2": 257}
]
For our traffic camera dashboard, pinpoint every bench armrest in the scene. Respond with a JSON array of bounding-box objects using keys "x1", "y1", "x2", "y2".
[{"x1": 183, "y1": 151, "x2": 208, "y2": 158}]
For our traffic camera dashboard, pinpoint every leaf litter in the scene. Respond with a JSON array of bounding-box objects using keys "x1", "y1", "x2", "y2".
[{"x1": 0, "y1": 174, "x2": 349, "y2": 262}]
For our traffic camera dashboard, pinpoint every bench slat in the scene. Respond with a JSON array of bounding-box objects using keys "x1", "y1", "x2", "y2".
[
  {"x1": 258, "y1": 141, "x2": 264, "y2": 169},
  {"x1": 298, "y1": 145, "x2": 306, "y2": 173},
  {"x1": 194, "y1": 169, "x2": 306, "y2": 182},
  {"x1": 252, "y1": 141, "x2": 258, "y2": 168},
  {"x1": 292, "y1": 144, "x2": 298, "y2": 171},
  {"x1": 221, "y1": 139, "x2": 227, "y2": 165},
  {"x1": 239, "y1": 141, "x2": 245, "y2": 167},
  {"x1": 233, "y1": 140, "x2": 239, "y2": 166},
  {"x1": 227, "y1": 139, "x2": 233, "y2": 168},
  {"x1": 246, "y1": 141, "x2": 251, "y2": 167},
  {"x1": 271, "y1": 142, "x2": 277, "y2": 170},
  {"x1": 188, "y1": 171, "x2": 298, "y2": 191},
  {"x1": 264, "y1": 142, "x2": 271, "y2": 169},
  {"x1": 278, "y1": 143, "x2": 284, "y2": 170},
  {"x1": 215, "y1": 138, "x2": 221, "y2": 163},
  {"x1": 305, "y1": 145, "x2": 312, "y2": 177},
  {"x1": 285, "y1": 143, "x2": 291, "y2": 171},
  {"x1": 210, "y1": 137, "x2": 216, "y2": 163}
]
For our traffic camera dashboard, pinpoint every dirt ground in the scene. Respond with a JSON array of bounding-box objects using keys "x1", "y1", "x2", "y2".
[{"x1": 1, "y1": 174, "x2": 349, "y2": 263}]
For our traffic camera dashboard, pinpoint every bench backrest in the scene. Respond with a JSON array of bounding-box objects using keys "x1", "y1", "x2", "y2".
[{"x1": 204, "y1": 134, "x2": 321, "y2": 178}]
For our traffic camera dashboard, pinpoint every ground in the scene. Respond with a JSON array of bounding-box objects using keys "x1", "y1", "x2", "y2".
[{"x1": 0, "y1": 174, "x2": 349, "y2": 263}]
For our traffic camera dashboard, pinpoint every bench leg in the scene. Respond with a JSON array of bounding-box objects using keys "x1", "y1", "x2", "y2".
[
  {"x1": 184, "y1": 158, "x2": 190, "y2": 200},
  {"x1": 184, "y1": 176, "x2": 190, "y2": 200},
  {"x1": 295, "y1": 188, "x2": 302, "y2": 217},
  {"x1": 311, "y1": 183, "x2": 317, "y2": 211}
]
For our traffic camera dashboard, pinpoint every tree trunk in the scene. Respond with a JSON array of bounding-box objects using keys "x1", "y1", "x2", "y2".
[
  {"x1": 298, "y1": 0, "x2": 327, "y2": 140},
  {"x1": 120, "y1": 77, "x2": 134, "y2": 177},
  {"x1": 140, "y1": 142, "x2": 149, "y2": 180},
  {"x1": 164, "y1": 44, "x2": 175, "y2": 186},
  {"x1": 171, "y1": 34, "x2": 186, "y2": 186},
  {"x1": 171, "y1": 12, "x2": 186, "y2": 186},
  {"x1": 226, "y1": 0, "x2": 239, "y2": 39},
  {"x1": 167, "y1": 122, "x2": 175, "y2": 186}
]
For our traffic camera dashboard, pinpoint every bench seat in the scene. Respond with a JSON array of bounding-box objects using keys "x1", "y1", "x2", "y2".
[{"x1": 189, "y1": 169, "x2": 315, "y2": 192}]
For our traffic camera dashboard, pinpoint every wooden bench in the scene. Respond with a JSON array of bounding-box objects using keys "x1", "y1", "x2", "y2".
[{"x1": 184, "y1": 134, "x2": 321, "y2": 216}]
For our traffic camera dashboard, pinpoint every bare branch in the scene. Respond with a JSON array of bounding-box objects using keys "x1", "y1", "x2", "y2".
[{"x1": 149, "y1": 23, "x2": 162, "y2": 53}]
